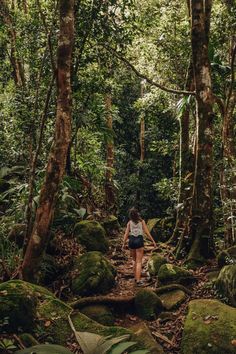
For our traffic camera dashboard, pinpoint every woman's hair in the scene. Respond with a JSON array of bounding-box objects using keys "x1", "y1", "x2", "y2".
[{"x1": 129, "y1": 207, "x2": 141, "y2": 223}]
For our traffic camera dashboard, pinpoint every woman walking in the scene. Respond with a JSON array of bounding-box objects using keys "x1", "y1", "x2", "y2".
[{"x1": 122, "y1": 207, "x2": 157, "y2": 285}]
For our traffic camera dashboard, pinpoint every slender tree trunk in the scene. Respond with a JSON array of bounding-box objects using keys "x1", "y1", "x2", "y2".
[
  {"x1": 104, "y1": 93, "x2": 116, "y2": 212},
  {"x1": 169, "y1": 62, "x2": 194, "y2": 247},
  {"x1": 21, "y1": 0, "x2": 74, "y2": 281},
  {"x1": 0, "y1": 0, "x2": 25, "y2": 86},
  {"x1": 178, "y1": 0, "x2": 215, "y2": 264}
]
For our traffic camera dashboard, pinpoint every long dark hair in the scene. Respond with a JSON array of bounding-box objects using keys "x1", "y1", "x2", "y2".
[{"x1": 129, "y1": 207, "x2": 141, "y2": 223}]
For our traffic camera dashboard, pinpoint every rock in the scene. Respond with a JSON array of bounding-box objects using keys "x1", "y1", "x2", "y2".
[
  {"x1": 80, "y1": 305, "x2": 114, "y2": 326},
  {"x1": 101, "y1": 215, "x2": 120, "y2": 235},
  {"x1": 74, "y1": 220, "x2": 109, "y2": 253},
  {"x1": 37, "y1": 254, "x2": 62, "y2": 285},
  {"x1": 217, "y1": 246, "x2": 236, "y2": 268},
  {"x1": 215, "y1": 265, "x2": 236, "y2": 306},
  {"x1": 15, "y1": 344, "x2": 73, "y2": 354},
  {"x1": 181, "y1": 299, "x2": 236, "y2": 354},
  {"x1": 135, "y1": 288, "x2": 163, "y2": 320},
  {"x1": 130, "y1": 322, "x2": 164, "y2": 354},
  {"x1": 206, "y1": 270, "x2": 220, "y2": 282},
  {"x1": 148, "y1": 254, "x2": 167, "y2": 276},
  {"x1": 8, "y1": 224, "x2": 26, "y2": 247},
  {"x1": 18, "y1": 333, "x2": 39, "y2": 347},
  {"x1": 71, "y1": 251, "x2": 116, "y2": 296},
  {"x1": 0, "y1": 280, "x2": 49, "y2": 332},
  {"x1": 159, "y1": 290, "x2": 186, "y2": 310},
  {"x1": 158, "y1": 264, "x2": 195, "y2": 285}
]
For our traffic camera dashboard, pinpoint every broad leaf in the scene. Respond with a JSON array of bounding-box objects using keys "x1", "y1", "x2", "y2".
[{"x1": 109, "y1": 341, "x2": 137, "y2": 354}]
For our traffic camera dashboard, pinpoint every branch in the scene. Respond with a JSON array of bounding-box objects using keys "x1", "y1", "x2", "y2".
[{"x1": 104, "y1": 45, "x2": 196, "y2": 96}]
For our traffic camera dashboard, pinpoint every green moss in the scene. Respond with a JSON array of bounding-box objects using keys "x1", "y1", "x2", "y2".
[
  {"x1": 158, "y1": 264, "x2": 195, "y2": 285},
  {"x1": 130, "y1": 323, "x2": 164, "y2": 354},
  {"x1": 159, "y1": 290, "x2": 186, "y2": 310},
  {"x1": 148, "y1": 255, "x2": 167, "y2": 276},
  {"x1": 217, "y1": 246, "x2": 236, "y2": 268},
  {"x1": 80, "y1": 305, "x2": 114, "y2": 326},
  {"x1": 101, "y1": 215, "x2": 120, "y2": 235},
  {"x1": 74, "y1": 220, "x2": 109, "y2": 253},
  {"x1": 215, "y1": 265, "x2": 236, "y2": 306},
  {"x1": 71, "y1": 251, "x2": 116, "y2": 296},
  {"x1": 181, "y1": 299, "x2": 236, "y2": 354},
  {"x1": 135, "y1": 288, "x2": 163, "y2": 320}
]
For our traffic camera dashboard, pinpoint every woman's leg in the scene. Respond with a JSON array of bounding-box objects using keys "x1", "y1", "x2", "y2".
[
  {"x1": 135, "y1": 247, "x2": 144, "y2": 281},
  {"x1": 130, "y1": 249, "x2": 136, "y2": 279}
]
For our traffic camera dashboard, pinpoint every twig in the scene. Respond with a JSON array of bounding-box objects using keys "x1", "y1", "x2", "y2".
[{"x1": 152, "y1": 331, "x2": 174, "y2": 346}]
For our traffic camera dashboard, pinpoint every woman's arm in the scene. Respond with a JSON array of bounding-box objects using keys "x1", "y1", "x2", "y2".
[
  {"x1": 122, "y1": 222, "x2": 130, "y2": 249},
  {"x1": 142, "y1": 220, "x2": 157, "y2": 247}
]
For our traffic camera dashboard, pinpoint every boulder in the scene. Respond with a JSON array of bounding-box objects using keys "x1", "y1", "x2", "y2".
[
  {"x1": 0, "y1": 280, "x2": 50, "y2": 332},
  {"x1": 158, "y1": 264, "x2": 195, "y2": 285},
  {"x1": 181, "y1": 299, "x2": 236, "y2": 354},
  {"x1": 134, "y1": 288, "x2": 163, "y2": 320},
  {"x1": 15, "y1": 344, "x2": 73, "y2": 354},
  {"x1": 215, "y1": 265, "x2": 236, "y2": 306},
  {"x1": 217, "y1": 246, "x2": 236, "y2": 268},
  {"x1": 8, "y1": 224, "x2": 26, "y2": 247},
  {"x1": 80, "y1": 305, "x2": 114, "y2": 326},
  {"x1": 159, "y1": 289, "x2": 186, "y2": 310},
  {"x1": 148, "y1": 254, "x2": 167, "y2": 276},
  {"x1": 130, "y1": 322, "x2": 164, "y2": 354},
  {"x1": 101, "y1": 215, "x2": 120, "y2": 235},
  {"x1": 74, "y1": 220, "x2": 109, "y2": 253},
  {"x1": 71, "y1": 251, "x2": 116, "y2": 296}
]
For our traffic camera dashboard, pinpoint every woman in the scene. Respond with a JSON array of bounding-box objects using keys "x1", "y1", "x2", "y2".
[{"x1": 122, "y1": 207, "x2": 157, "y2": 285}]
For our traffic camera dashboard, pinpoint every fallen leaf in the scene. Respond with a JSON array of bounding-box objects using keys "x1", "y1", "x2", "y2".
[
  {"x1": 44, "y1": 320, "x2": 51, "y2": 327},
  {"x1": 231, "y1": 339, "x2": 236, "y2": 346}
]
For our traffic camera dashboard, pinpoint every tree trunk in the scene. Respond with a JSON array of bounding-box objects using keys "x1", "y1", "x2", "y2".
[
  {"x1": 104, "y1": 93, "x2": 116, "y2": 212},
  {"x1": 0, "y1": 0, "x2": 25, "y2": 86},
  {"x1": 21, "y1": 0, "x2": 74, "y2": 281},
  {"x1": 168, "y1": 62, "x2": 194, "y2": 247},
  {"x1": 178, "y1": 0, "x2": 215, "y2": 264}
]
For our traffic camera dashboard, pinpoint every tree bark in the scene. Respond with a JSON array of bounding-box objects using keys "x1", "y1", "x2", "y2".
[
  {"x1": 178, "y1": 0, "x2": 215, "y2": 264},
  {"x1": 21, "y1": 0, "x2": 74, "y2": 281},
  {"x1": 104, "y1": 93, "x2": 116, "y2": 212}
]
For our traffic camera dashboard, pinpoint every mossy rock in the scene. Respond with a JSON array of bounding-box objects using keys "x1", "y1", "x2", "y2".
[
  {"x1": 37, "y1": 254, "x2": 62, "y2": 285},
  {"x1": 215, "y1": 265, "x2": 236, "y2": 306},
  {"x1": 80, "y1": 305, "x2": 114, "y2": 325},
  {"x1": 148, "y1": 254, "x2": 167, "y2": 276},
  {"x1": 135, "y1": 288, "x2": 163, "y2": 320},
  {"x1": 0, "y1": 280, "x2": 51, "y2": 332},
  {"x1": 71, "y1": 251, "x2": 116, "y2": 296},
  {"x1": 74, "y1": 220, "x2": 109, "y2": 253},
  {"x1": 158, "y1": 264, "x2": 195, "y2": 285},
  {"x1": 15, "y1": 344, "x2": 73, "y2": 354},
  {"x1": 159, "y1": 290, "x2": 186, "y2": 310},
  {"x1": 217, "y1": 246, "x2": 236, "y2": 268},
  {"x1": 101, "y1": 215, "x2": 120, "y2": 235},
  {"x1": 130, "y1": 322, "x2": 164, "y2": 354},
  {"x1": 181, "y1": 299, "x2": 236, "y2": 354},
  {"x1": 8, "y1": 223, "x2": 26, "y2": 248}
]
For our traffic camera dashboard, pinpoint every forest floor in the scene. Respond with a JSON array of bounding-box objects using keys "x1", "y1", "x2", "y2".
[{"x1": 1, "y1": 230, "x2": 219, "y2": 354}]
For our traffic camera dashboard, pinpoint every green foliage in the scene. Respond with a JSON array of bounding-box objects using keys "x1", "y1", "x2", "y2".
[{"x1": 0, "y1": 338, "x2": 17, "y2": 350}]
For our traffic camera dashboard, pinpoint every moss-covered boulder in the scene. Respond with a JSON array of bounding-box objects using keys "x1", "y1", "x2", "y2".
[
  {"x1": 217, "y1": 246, "x2": 236, "y2": 268},
  {"x1": 130, "y1": 323, "x2": 164, "y2": 354},
  {"x1": 135, "y1": 288, "x2": 163, "y2": 320},
  {"x1": 80, "y1": 305, "x2": 114, "y2": 326},
  {"x1": 74, "y1": 220, "x2": 109, "y2": 253},
  {"x1": 181, "y1": 299, "x2": 236, "y2": 354},
  {"x1": 8, "y1": 223, "x2": 26, "y2": 247},
  {"x1": 101, "y1": 215, "x2": 120, "y2": 235},
  {"x1": 0, "y1": 280, "x2": 51, "y2": 332},
  {"x1": 16, "y1": 344, "x2": 73, "y2": 354},
  {"x1": 71, "y1": 251, "x2": 116, "y2": 296},
  {"x1": 215, "y1": 265, "x2": 236, "y2": 306},
  {"x1": 148, "y1": 254, "x2": 167, "y2": 276},
  {"x1": 159, "y1": 290, "x2": 186, "y2": 310},
  {"x1": 158, "y1": 264, "x2": 195, "y2": 285}
]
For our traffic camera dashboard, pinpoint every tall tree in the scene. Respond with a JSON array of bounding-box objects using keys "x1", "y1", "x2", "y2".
[
  {"x1": 21, "y1": 0, "x2": 75, "y2": 281},
  {"x1": 178, "y1": 0, "x2": 215, "y2": 264}
]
